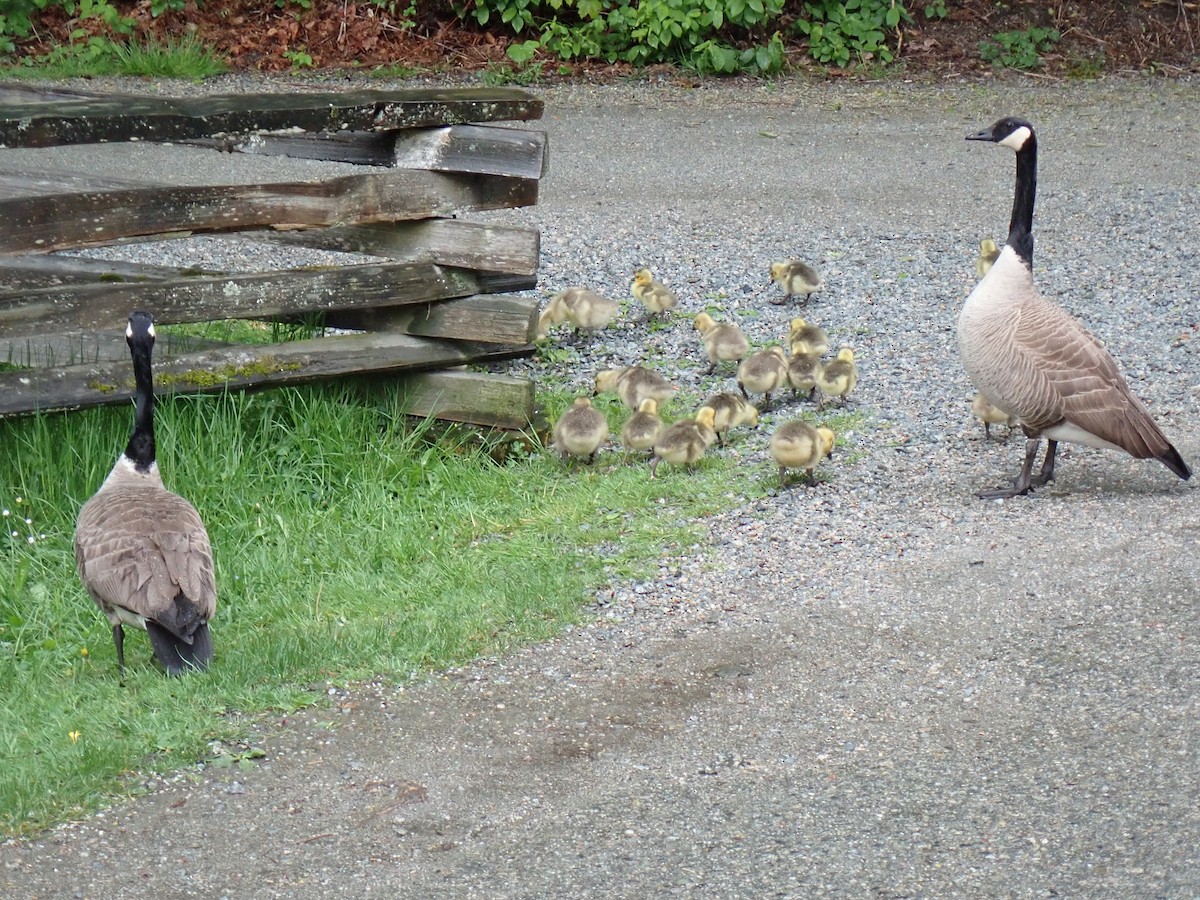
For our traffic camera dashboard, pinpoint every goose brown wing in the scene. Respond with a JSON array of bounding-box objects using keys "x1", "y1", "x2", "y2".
[{"x1": 1013, "y1": 297, "x2": 1173, "y2": 459}]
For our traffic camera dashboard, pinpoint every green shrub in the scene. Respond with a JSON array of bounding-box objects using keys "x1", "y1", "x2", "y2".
[
  {"x1": 978, "y1": 26, "x2": 1061, "y2": 70},
  {"x1": 795, "y1": 0, "x2": 910, "y2": 68}
]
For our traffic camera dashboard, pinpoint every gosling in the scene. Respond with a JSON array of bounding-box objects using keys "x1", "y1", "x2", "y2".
[
  {"x1": 694, "y1": 312, "x2": 750, "y2": 375},
  {"x1": 786, "y1": 316, "x2": 830, "y2": 356},
  {"x1": 736, "y1": 346, "x2": 789, "y2": 410},
  {"x1": 971, "y1": 392, "x2": 1017, "y2": 441},
  {"x1": 976, "y1": 238, "x2": 1000, "y2": 280},
  {"x1": 594, "y1": 365, "x2": 677, "y2": 411},
  {"x1": 769, "y1": 260, "x2": 824, "y2": 305},
  {"x1": 631, "y1": 267, "x2": 679, "y2": 317},
  {"x1": 770, "y1": 421, "x2": 835, "y2": 488},
  {"x1": 620, "y1": 398, "x2": 665, "y2": 457},
  {"x1": 650, "y1": 407, "x2": 718, "y2": 478},
  {"x1": 786, "y1": 348, "x2": 823, "y2": 402},
  {"x1": 698, "y1": 391, "x2": 758, "y2": 446},
  {"x1": 537, "y1": 287, "x2": 619, "y2": 340},
  {"x1": 552, "y1": 397, "x2": 609, "y2": 464},
  {"x1": 816, "y1": 347, "x2": 858, "y2": 409}
]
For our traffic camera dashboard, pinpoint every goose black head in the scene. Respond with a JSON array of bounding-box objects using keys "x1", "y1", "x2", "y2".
[
  {"x1": 126, "y1": 310, "x2": 157, "y2": 349},
  {"x1": 966, "y1": 117, "x2": 1036, "y2": 152}
]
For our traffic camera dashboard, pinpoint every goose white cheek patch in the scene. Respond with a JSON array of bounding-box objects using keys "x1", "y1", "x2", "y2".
[{"x1": 999, "y1": 126, "x2": 1031, "y2": 151}]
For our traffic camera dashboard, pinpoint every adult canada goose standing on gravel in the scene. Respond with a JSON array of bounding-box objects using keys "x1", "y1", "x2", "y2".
[
  {"x1": 960, "y1": 117, "x2": 1191, "y2": 498},
  {"x1": 74, "y1": 311, "x2": 216, "y2": 678}
]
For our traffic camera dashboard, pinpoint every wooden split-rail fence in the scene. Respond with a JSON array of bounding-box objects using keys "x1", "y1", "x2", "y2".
[{"x1": 0, "y1": 82, "x2": 548, "y2": 430}]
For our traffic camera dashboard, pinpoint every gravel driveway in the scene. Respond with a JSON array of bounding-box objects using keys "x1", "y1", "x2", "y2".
[{"x1": 2, "y1": 75, "x2": 1198, "y2": 897}]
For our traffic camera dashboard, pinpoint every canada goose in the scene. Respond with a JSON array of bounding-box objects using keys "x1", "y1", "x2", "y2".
[
  {"x1": 786, "y1": 348, "x2": 823, "y2": 402},
  {"x1": 816, "y1": 347, "x2": 858, "y2": 409},
  {"x1": 74, "y1": 311, "x2": 216, "y2": 678},
  {"x1": 694, "y1": 312, "x2": 750, "y2": 374},
  {"x1": 971, "y1": 392, "x2": 1017, "y2": 441},
  {"x1": 976, "y1": 238, "x2": 1000, "y2": 280},
  {"x1": 537, "y1": 287, "x2": 619, "y2": 340},
  {"x1": 631, "y1": 268, "x2": 679, "y2": 317},
  {"x1": 770, "y1": 422, "x2": 836, "y2": 488},
  {"x1": 736, "y1": 346, "x2": 788, "y2": 410},
  {"x1": 649, "y1": 407, "x2": 718, "y2": 478},
  {"x1": 594, "y1": 365, "x2": 677, "y2": 411},
  {"x1": 769, "y1": 260, "x2": 824, "y2": 305},
  {"x1": 698, "y1": 391, "x2": 758, "y2": 446},
  {"x1": 785, "y1": 317, "x2": 830, "y2": 356},
  {"x1": 620, "y1": 398, "x2": 664, "y2": 457},
  {"x1": 961, "y1": 117, "x2": 1191, "y2": 498},
  {"x1": 552, "y1": 397, "x2": 609, "y2": 464}
]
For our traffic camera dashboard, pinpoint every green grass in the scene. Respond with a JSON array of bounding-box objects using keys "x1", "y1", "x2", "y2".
[
  {"x1": 2, "y1": 35, "x2": 227, "y2": 80},
  {"x1": 0, "y1": 380, "x2": 764, "y2": 835}
]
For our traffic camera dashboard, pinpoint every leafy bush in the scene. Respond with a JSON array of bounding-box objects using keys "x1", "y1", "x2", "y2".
[
  {"x1": 795, "y1": 0, "x2": 910, "y2": 68},
  {"x1": 979, "y1": 26, "x2": 1061, "y2": 70}
]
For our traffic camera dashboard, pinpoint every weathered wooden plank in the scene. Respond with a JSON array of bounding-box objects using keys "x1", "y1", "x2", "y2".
[
  {"x1": 217, "y1": 124, "x2": 548, "y2": 179},
  {"x1": 324, "y1": 293, "x2": 539, "y2": 345},
  {"x1": 0, "y1": 169, "x2": 538, "y2": 254},
  {"x1": 0, "y1": 168, "x2": 159, "y2": 201},
  {"x1": 0, "y1": 88, "x2": 543, "y2": 149},
  {"x1": 261, "y1": 219, "x2": 541, "y2": 275},
  {"x1": 0, "y1": 262, "x2": 483, "y2": 339},
  {"x1": 396, "y1": 370, "x2": 535, "y2": 430},
  {"x1": 0, "y1": 330, "x2": 225, "y2": 368},
  {"x1": 0, "y1": 332, "x2": 533, "y2": 418},
  {"x1": 0, "y1": 254, "x2": 222, "y2": 292}
]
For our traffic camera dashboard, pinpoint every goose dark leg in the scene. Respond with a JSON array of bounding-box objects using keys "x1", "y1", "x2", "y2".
[
  {"x1": 738, "y1": 383, "x2": 749, "y2": 400},
  {"x1": 979, "y1": 438, "x2": 1041, "y2": 499},
  {"x1": 112, "y1": 623, "x2": 126, "y2": 679},
  {"x1": 1033, "y1": 439, "x2": 1058, "y2": 486},
  {"x1": 983, "y1": 422, "x2": 993, "y2": 441},
  {"x1": 778, "y1": 465, "x2": 788, "y2": 489}
]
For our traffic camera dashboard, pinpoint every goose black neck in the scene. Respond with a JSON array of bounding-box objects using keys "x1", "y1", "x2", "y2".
[
  {"x1": 1006, "y1": 135, "x2": 1037, "y2": 266},
  {"x1": 124, "y1": 337, "x2": 156, "y2": 471}
]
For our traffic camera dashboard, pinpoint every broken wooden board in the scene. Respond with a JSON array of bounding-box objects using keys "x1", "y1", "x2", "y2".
[
  {"x1": 261, "y1": 219, "x2": 541, "y2": 275},
  {"x1": 0, "y1": 87, "x2": 544, "y2": 149},
  {"x1": 0, "y1": 261, "x2": 488, "y2": 339},
  {"x1": 0, "y1": 331, "x2": 533, "y2": 418},
  {"x1": 212, "y1": 124, "x2": 549, "y2": 179},
  {"x1": 324, "y1": 293, "x2": 539, "y2": 345},
  {"x1": 0, "y1": 169, "x2": 538, "y2": 253},
  {"x1": 396, "y1": 370, "x2": 536, "y2": 431}
]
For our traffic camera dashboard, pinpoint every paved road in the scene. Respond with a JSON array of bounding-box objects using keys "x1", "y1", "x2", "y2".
[{"x1": 2, "y1": 76, "x2": 1199, "y2": 897}]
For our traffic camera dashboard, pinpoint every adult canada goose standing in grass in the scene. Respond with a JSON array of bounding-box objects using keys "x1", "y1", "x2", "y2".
[
  {"x1": 74, "y1": 311, "x2": 216, "y2": 678},
  {"x1": 961, "y1": 117, "x2": 1191, "y2": 498},
  {"x1": 631, "y1": 267, "x2": 679, "y2": 317},
  {"x1": 552, "y1": 397, "x2": 609, "y2": 464},
  {"x1": 769, "y1": 260, "x2": 824, "y2": 305},
  {"x1": 694, "y1": 312, "x2": 750, "y2": 375},
  {"x1": 770, "y1": 422, "x2": 835, "y2": 488},
  {"x1": 536, "y1": 287, "x2": 619, "y2": 341},
  {"x1": 976, "y1": 238, "x2": 1000, "y2": 280}
]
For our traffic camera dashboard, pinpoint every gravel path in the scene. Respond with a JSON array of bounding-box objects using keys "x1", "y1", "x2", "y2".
[{"x1": 3, "y1": 75, "x2": 1199, "y2": 897}]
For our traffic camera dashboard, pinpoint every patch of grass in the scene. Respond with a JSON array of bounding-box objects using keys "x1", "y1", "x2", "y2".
[
  {"x1": 2, "y1": 34, "x2": 227, "y2": 80},
  {"x1": 0, "y1": 380, "x2": 764, "y2": 834},
  {"x1": 480, "y1": 61, "x2": 546, "y2": 86}
]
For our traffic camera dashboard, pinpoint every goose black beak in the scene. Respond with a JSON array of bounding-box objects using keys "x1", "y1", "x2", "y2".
[{"x1": 965, "y1": 127, "x2": 996, "y2": 142}]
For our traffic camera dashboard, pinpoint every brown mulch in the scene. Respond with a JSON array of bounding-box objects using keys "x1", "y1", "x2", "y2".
[{"x1": 13, "y1": 0, "x2": 1200, "y2": 76}]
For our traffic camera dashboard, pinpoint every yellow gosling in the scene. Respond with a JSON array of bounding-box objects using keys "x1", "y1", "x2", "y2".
[
  {"x1": 698, "y1": 391, "x2": 759, "y2": 446},
  {"x1": 594, "y1": 365, "x2": 678, "y2": 411},
  {"x1": 736, "y1": 346, "x2": 789, "y2": 410},
  {"x1": 631, "y1": 267, "x2": 679, "y2": 316},
  {"x1": 785, "y1": 316, "x2": 830, "y2": 356},
  {"x1": 769, "y1": 260, "x2": 824, "y2": 305},
  {"x1": 971, "y1": 392, "x2": 1018, "y2": 441},
  {"x1": 650, "y1": 407, "x2": 718, "y2": 478},
  {"x1": 620, "y1": 398, "x2": 665, "y2": 457},
  {"x1": 694, "y1": 312, "x2": 750, "y2": 374},
  {"x1": 551, "y1": 397, "x2": 609, "y2": 465},
  {"x1": 976, "y1": 238, "x2": 1000, "y2": 280},
  {"x1": 816, "y1": 347, "x2": 858, "y2": 410},
  {"x1": 770, "y1": 422, "x2": 835, "y2": 488}
]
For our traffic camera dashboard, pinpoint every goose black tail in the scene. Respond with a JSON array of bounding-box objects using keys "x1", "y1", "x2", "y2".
[
  {"x1": 146, "y1": 620, "x2": 213, "y2": 675},
  {"x1": 1158, "y1": 445, "x2": 1192, "y2": 481}
]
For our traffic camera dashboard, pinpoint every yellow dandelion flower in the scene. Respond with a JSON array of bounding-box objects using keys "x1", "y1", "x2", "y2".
[{"x1": 69, "y1": 731, "x2": 81, "y2": 744}]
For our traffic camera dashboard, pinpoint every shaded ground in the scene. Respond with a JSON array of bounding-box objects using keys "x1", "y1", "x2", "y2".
[{"x1": 15, "y1": 0, "x2": 1200, "y2": 76}]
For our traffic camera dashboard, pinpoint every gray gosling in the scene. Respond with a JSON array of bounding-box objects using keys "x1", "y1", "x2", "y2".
[
  {"x1": 976, "y1": 238, "x2": 1000, "y2": 280},
  {"x1": 770, "y1": 422, "x2": 836, "y2": 488},
  {"x1": 787, "y1": 348, "x2": 823, "y2": 402},
  {"x1": 816, "y1": 347, "x2": 858, "y2": 410},
  {"x1": 594, "y1": 365, "x2": 678, "y2": 411},
  {"x1": 769, "y1": 260, "x2": 824, "y2": 305},
  {"x1": 694, "y1": 312, "x2": 750, "y2": 375},
  {"x1": 736, "y1": 346, "x2": 789, "y2": 410},
  {"x1": 74, "y1": 311, "x2": 216, "y2": 679},
  {"x1": 786, "y1": 316, "x2": 830, "y2": 356},
  {"x1": 620, "y1": 398, "x2": 665, "y2": 457},
  {"x1": 552, "y1": 397, "x2": 609, "y2": 464},
  {"x1": 971, "y1": 392, "x2": 1017, "y2": 441},
  {"x1": 537, "y1": 287, "x2": 619, "y2": 340},
  {"x1": 698, "y1": 391, "x2": 759, "y2": 446},
  {"x1": 650, "y1": 407, "x2": 718, "y2": 478},
  {"x1": 631, "y1": 267, "x2": 679, "y2": 317}
]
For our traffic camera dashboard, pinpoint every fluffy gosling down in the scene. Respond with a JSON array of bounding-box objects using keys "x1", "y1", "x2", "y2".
[
  {"x1": 694, "y1": 312, "x2": 750, "y2": 374},
  {"x1": 787, "y1": 348, "x2": 823, "y2": 402},
  {"x1": 971, "y1": 392, "x2": 1017, "y2": 441},
  {"x1": 537, "y1": 287, "x2": 619, "y2": 340},
  {"x1": 74, "y1": 311, "x2": 217, "y2": 678},
  {"x1": 770, "y1": 422, "x2": 836, "y2": 488},
  {"x1": 769, "y1": 260, "x2": 824, "y2": 305},
  {"x1": 816, "y1": 347, "x2": 858, "y2": 409},
  {"x1": 650, "y1": 407, "x2": 718, "y2": 478},
  {"x1": 552, "y1": 397, "x2": 609, "y2": 464},
  {"x1": 631, "y1": 267, "x2": 679, "y2": 317},
  {"x1": 786, "y1": 316, "x2": 830, "y2": 356},
  {"x1": 594, "y1": 365, "x2": 678, "y2": 411},
  {"x1": 620, "y1": 398, "x2": 665, "y2": 457},
  {"x1": 976, "y1": 238, "x2": 1000, "y2": 280},
  {"x1": 699, "y1": 391, "x2": 759, "y2": 446},
  {"x1": 737, "y1": 346, "x2": 789, "y2": 410}
]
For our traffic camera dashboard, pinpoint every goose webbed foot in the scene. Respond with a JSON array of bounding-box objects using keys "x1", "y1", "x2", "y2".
[{"x1": 978, "y1": 437, "x2": 1041, "y2": 500}]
